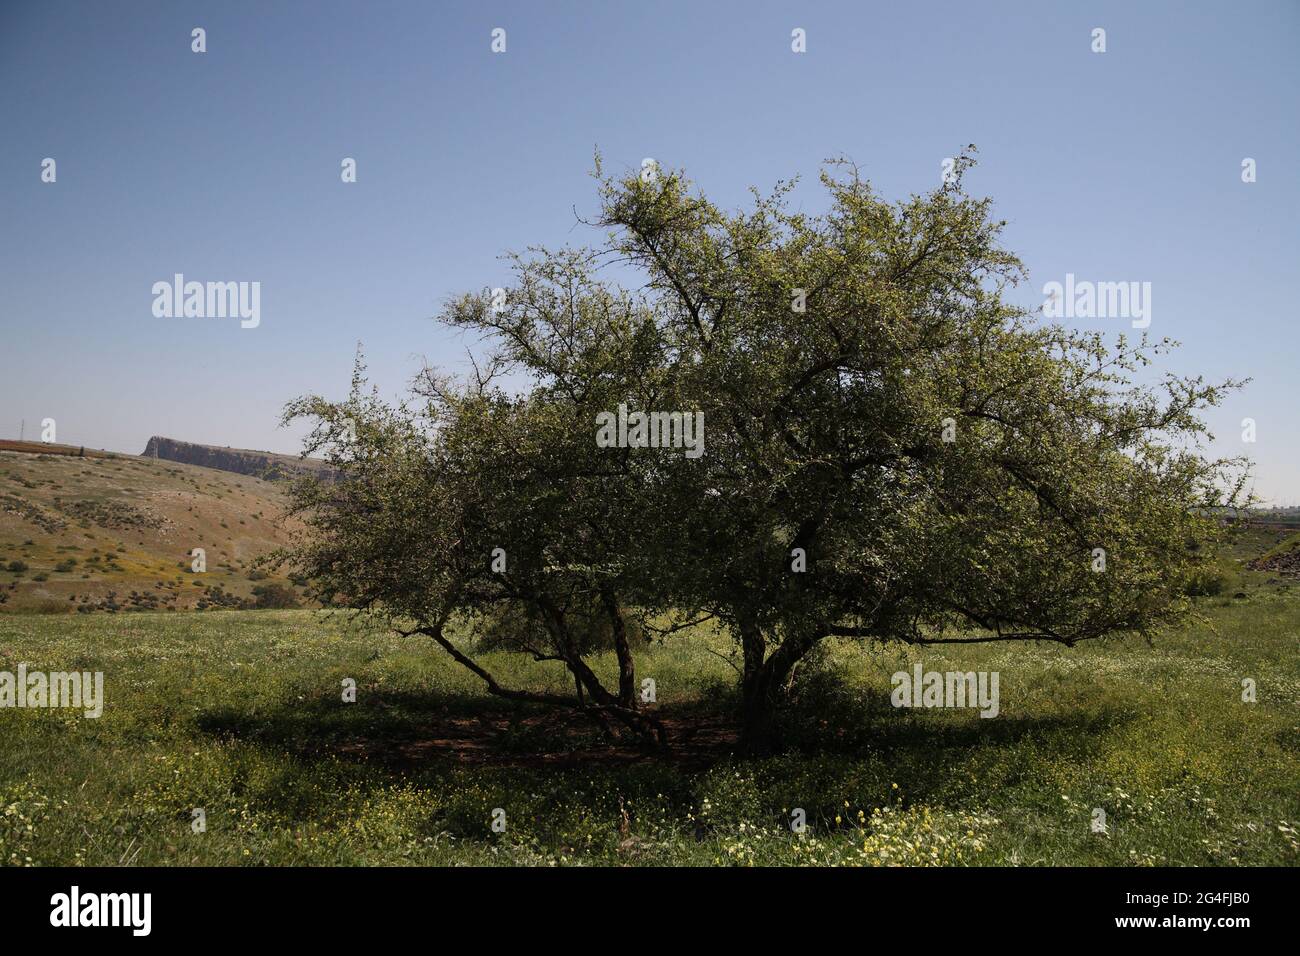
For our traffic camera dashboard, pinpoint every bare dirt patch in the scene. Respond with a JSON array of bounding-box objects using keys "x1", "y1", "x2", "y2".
[{"x1": 334, "y1": 712, "x2": 739, "y2": 770}]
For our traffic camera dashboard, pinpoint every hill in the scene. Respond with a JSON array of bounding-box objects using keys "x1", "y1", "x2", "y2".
[
  {"x1": 0, "y1": 439, "x2": 117, "y2": 459},
  {"x1": 0, "y1": 448, "x2": 305, "y2": 613}
]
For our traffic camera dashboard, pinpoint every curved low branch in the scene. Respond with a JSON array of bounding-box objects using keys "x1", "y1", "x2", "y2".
[
  {"x1": 406, "y1": 624, "x2": 576, "y2": 707},
  {"x1": 825, "y1": 624, "x2": 1081, "y2": 646},
  {"x1": 403, "y1": 622, "x2": 668, "y2": 746}
]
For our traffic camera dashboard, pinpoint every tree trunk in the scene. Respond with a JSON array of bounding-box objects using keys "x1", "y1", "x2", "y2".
[
  {"x1": 740, "y1": 667, "x2": 782, "y2": 755},
  {"x1": 534, "y1": 597, "x2": 665, "y2": 747},
  {"x1": 600, "y1": 587, "x2": 637, "y2": 709},
  {"x1": 738, "y1": 617, "x2": 773, "y2": 752},
  {"x1": 737, "y1": 621, "x2": 820, "y2": 755}
]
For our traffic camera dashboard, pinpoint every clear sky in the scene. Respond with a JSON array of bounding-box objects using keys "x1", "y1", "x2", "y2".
[{"x1": 2, "y1": 1, "x2": 1297, "y2": 502}]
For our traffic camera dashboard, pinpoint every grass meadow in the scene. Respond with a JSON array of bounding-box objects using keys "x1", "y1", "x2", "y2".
[{"x1": 1, "y1": 551, "x2": 1296, "y2": 867}]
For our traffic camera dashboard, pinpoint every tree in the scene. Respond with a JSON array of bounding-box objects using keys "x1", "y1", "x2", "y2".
[
  {"x1": 592, "y1": 149, "x2": 1248, "y2": 749},
  {"x1": 283, "y1": 149, "x2": 1246, "y2": 753},
  {"x1": 250, "y1": 582, "x2": 301, "y2": 609},
  {"x1": 281, "y1": 309, "x2": 674, "y2": 744}
]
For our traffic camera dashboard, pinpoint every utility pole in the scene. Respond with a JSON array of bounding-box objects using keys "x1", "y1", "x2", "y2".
[{"x1": 19, "y1": 419, "x2": 24, "y2": 441}]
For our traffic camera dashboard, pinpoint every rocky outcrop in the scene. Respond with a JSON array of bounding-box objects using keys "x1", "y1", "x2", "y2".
[
  {"x1": 141, "y1": 436, "x2": 333, "y2": 482},
  {"x1": 1249, "y1": 545, "x2": 1300, "y2": 578}
]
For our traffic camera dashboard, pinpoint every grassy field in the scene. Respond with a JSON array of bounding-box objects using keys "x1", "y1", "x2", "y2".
[{"x1": 1, "y1": 543, "x2": 1296, "y2": 867}]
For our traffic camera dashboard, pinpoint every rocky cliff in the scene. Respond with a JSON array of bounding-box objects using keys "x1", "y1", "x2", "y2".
[{"x1": 141, "y1": 436, "x2": 333, "y2": 481}]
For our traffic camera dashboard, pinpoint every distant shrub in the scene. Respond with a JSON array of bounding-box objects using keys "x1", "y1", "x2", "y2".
[
  {"x1": 6, "y1": 561, "x2": 28, "y2": 574},
  {"x1": 251, "y1": 583, "x2": 300, "y2": 609},
  {"x1": 1184, "y1": 565, "x2": 1232, "y2": 597}
]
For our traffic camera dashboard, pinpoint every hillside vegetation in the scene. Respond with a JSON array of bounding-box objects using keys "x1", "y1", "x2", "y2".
[{"x1": 0, "y1": 449, "x2": 303, "y2": 614}]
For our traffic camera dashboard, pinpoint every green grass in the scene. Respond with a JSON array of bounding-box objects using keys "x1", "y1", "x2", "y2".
[{"x1": 0, "y1": 580, "x2": 1297, "y2": 866}]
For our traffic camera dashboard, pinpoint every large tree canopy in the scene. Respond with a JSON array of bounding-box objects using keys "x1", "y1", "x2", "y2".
[{"x1": 281, "y1": 150, "x2": 1246, "y2": 752}]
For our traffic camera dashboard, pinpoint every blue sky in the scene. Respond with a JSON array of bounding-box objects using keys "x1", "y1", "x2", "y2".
[{"x1": 2, "y1": 1, "x2": 1297, "y2": 502}]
